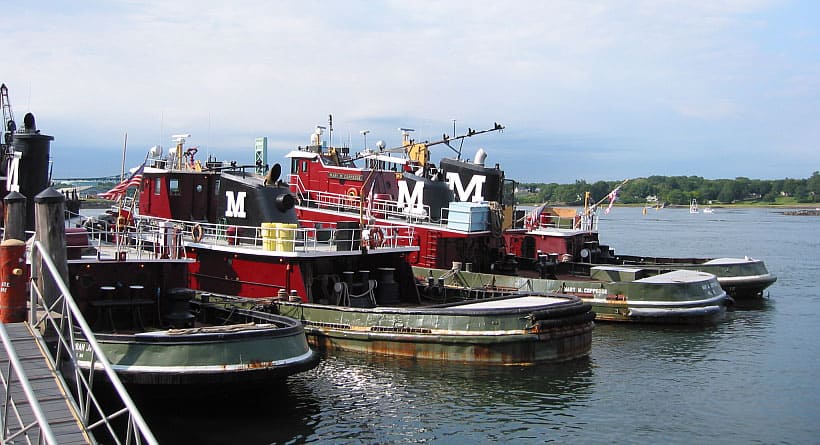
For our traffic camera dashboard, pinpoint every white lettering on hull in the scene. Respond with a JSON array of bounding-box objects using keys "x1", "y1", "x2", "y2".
[
  {"x1": 225, "y1": 191, "x2": 247, "y2": 218},
  {"x1": 5, "y1": 151, "x2": 21, "y2": 192}
]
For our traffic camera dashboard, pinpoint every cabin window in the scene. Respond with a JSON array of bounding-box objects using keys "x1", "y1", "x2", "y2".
[
  {"x1": 169, "y1": 178, "x2": 180, "y2": 196},
  {"x1": 302, "y1": 160, "x2": 310, "y2": 171},
  {"x1": 291, "y1": 159, "x2": 298, "y2": 174},
  {"x1": 154, "y1": 178, "x2": 161, "y2": 195},
  {"x1": 214, "y1": 179, "x2": 221, "y2": 195}
]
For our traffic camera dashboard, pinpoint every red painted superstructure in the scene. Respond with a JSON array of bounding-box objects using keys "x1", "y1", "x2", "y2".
[
  {"x1": 135, "y1": 136, "x2": 419, "y2": 301},
  {"x1": 287, "y1": 123, "x2": 514, "y2": 273}
]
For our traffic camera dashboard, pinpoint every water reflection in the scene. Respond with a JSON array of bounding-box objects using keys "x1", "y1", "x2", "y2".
[
  {"x1": 129, "y1": 208, "x2": 818, "y2": 444},
  {"x1": 138, "y1": 381, "x2": 320, "y2": 444},
  {"x1": 283, "y1": 352, "x2": 596, "y2": 444}
]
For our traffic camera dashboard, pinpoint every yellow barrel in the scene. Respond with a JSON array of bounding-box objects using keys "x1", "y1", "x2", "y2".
[
  {"x1": 261, "y1": 222, "x2": 277, "y2": 251},
  {"x1": 277, "y1": 223, "x2": 297, "y2": 252}
]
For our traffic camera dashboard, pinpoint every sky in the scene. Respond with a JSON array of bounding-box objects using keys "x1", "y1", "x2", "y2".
[{"x1": 3, "y1": 0, "x2": 819, "y2": 183}]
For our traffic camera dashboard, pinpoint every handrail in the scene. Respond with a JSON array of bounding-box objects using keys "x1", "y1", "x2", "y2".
[
  {"x1": 526, "y1": 212, "x2": 598, "y2": 232},
  {"x1": 131, "y1": 214, "x2": 417, "y2": 253},
  {"x1": 0, "y1": 323, "x2": 60, "y2": 445},
  {"x1": 29, "y1": 240, "x2": 158, "y2": 445},
  {"x1": 286, "y1": 174, "x2": 443, "y2": 226}
]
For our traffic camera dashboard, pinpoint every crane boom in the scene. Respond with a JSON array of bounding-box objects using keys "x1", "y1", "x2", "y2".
[{"x1": 1, "y1": 83, "x2": 16, "y2": 151}]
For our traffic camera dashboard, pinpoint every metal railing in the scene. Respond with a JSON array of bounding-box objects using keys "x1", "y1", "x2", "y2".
[
  {"x1": 0, "y1": 322, "x2": 62, "y2": 444},
  {"x1": 74, "y1": 213, "x2": 187, "y2": 260},
  {"x1": 525, "y1": 212, "x2": 598, "y2": 232},
  {"x1": 132, "y1": 214, "x2": 417, "y2": 253},
  {"x1": 28, "y1": 240, "x2": 158, "y2": 445},
  {"x1": 287, "y1": 173, "x2": 494, "y2": 232}
]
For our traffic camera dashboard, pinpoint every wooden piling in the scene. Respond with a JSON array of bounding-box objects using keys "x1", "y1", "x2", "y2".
[
  {"x1": 3, "y1": 191, "x2": 27, "y2": 242},
  {"x1": 33, "y1": 188, "x2": 67, "y2": 310}
]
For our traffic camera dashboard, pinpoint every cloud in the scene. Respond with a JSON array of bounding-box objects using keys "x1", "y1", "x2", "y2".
[{"x1": 3, "y1": 0, "x2": 817, "y2": 182}]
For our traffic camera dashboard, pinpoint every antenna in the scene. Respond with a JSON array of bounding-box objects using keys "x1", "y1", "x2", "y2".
[
  {"x1": 172, "y1": 133, "x2": 191, "y2": 143},
  {"x1": 328, "y1": 114, "x2": 333, "y2": 148},
  {"x1": 360, "y1": 129, "x2": 370, "y2": 149}
]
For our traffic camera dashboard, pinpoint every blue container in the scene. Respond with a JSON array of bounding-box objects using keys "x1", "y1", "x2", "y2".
[{"x1": 446, "y1": 202, "x2": 489, "y2": 232}]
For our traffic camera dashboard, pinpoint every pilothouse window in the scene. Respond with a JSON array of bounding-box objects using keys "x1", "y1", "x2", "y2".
[
  {"x1": 170, "y1": 178, "x2": 180, "y2": 196},
  {"x1": 154, "y1": 178, "x2": 161, "y2": 195}
]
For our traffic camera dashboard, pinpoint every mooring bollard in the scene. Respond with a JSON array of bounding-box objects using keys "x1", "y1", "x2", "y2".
[{"x1": 0, "y1": 239, "x2": 28, "y2": 323}]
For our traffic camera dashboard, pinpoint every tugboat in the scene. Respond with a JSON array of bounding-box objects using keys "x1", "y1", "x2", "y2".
[
  {"x1": 126, "y1": 134, "x2": 595, "y2": 365},
  {"x1": 504, "y1": 192, "x2": 776, "y2": 299},
  {"x1": 2, "y1": 113, "x2": 317, "y2": 390},
  {"x1": 284, "y1": 118, "x2": 730, "y2": 322},
  {"x1": 65, "y1": 247, "x2": 319, "y2": 387},
  {"x1": 417, "y1": 265, "x2": 726, "y2": 324}
]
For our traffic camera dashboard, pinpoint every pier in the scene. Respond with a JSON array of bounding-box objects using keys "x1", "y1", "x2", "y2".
[
  {"x1": 0, "y1": 322, "x2": 91, "y2": 444},
  {"x1": 0, "y1": 186, "x2": 158, "y2": 444}
]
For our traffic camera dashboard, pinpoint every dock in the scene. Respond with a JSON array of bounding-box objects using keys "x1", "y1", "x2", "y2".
[{"x1": 0, "y1": 322, "x2": 91, "y2": 444}]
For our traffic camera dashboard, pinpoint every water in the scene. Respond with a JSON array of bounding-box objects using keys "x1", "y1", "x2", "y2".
[{"x1": 140, "y1": 207, "x2": 819, "y2": 444}]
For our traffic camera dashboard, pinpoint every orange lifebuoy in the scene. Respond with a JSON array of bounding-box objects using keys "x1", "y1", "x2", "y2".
[
  {"x1": 369, "y1": 228, "x2": 384, "y2": 248},
  {"x1": 191, "y1": 224, "x2": 204, "y2": 242},
  {"x1": 346, "y1": 187, "x2": 358, "y2": 197}
]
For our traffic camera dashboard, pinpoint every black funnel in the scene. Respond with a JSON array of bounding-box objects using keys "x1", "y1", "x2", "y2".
[{"x1": 12, "y1": 113, "x2": 54, "y2": 231}]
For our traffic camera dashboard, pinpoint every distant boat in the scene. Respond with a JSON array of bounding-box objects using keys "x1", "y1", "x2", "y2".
[
  {"x1": 690, "y1": 198, "x2": 699, "y2": 213},
  {"x1": 702, "y1": 206, "x2": 714, "y2": 214}
]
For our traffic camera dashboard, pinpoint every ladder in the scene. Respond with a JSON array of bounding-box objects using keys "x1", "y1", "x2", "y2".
[{"x1": 422, "y1": 231, "x2": 440, "y2": 268}]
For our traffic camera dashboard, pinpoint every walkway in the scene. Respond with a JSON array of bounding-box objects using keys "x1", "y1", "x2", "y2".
[{"x1": 0, "y1": 322, "x2": 91, "y2": 444}]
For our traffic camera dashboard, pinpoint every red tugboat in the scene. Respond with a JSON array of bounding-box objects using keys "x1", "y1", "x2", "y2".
[
  {"x1": 288, "y1": 121, "x2": 513, "y2": 273},
  {"x1": 284, "y1": 119, "x2": 733, "y2": 324},
  {"x1": 128, "y1": 134, "x2": 595, "y2": 365},
  {"x1": 503, "y1": 192, "x2": 777, "y2": 299}
]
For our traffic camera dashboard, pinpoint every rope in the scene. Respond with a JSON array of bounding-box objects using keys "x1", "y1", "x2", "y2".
[
  {"x1": 336, "y1": 280, "x2": 377, "y2": 306},
  {"x1": 165, "y1": 322, "x2": 266, "y2": 335}
]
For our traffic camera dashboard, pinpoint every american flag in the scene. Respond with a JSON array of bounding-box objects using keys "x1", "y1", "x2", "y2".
[
  {"x1": 526, "y1": 203, "x2": 547, "y2": 224},
  {"x1": 605, "y1": 186, "x2": 620, "y2": 214},
  {"x1": 98, "y1": 163, "x2": 145, "y2": 201}
]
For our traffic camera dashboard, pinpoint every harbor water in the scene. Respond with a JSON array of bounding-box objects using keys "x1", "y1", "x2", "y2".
[{"x1": 139, "y1": 207, "x2": 819, "y2": 444}]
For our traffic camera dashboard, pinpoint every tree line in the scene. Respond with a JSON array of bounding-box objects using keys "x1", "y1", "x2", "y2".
[{"x1": 516, "y1": 171, "x2": 820, "y2": 206}]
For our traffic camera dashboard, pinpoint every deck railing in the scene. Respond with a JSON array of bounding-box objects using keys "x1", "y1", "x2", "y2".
[
  {"x1": 524, "y1": 212, "x2": 598, "y2": 232},
  {"x1": 287, "y1": 174, "x2": 493, "y2": 232},
  {"x1": 29, "y1": 240, "x2": 158, "y2": 445},
  {"x1": 129, "y1": 215, "x2": 417, "y2": 253}
]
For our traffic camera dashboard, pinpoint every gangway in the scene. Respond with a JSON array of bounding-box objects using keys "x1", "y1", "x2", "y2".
[
  {"x1": 0, "y1": 241, "x2": 158, "y2": 444},
  {"x1": 0, "y1": 322, "x2": 90, "y2": 444}
]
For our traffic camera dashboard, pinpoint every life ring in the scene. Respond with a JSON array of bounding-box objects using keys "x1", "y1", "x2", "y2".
[
  {"x1": 369, "y1": 228, "x2": 384, "y2": 248},
  {"x1": 191, "y1": 224, "x2": 204, "y2": 242},
  {"x1": 346, "y1": 187, "x2": 358, "y2": 197}
]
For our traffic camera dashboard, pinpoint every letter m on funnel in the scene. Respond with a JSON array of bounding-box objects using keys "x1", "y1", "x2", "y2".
[
  {"x1": 397, "y1": 180, "x2": 424, "y2": 209},
  {"x1": 225, "y1": 191, "x2": 247, "y2": 218},
  {"x1": 446, "y1": 172, "x2": 486, "y2": 202}
]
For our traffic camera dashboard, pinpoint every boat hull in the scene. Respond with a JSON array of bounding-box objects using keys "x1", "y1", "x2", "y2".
[
  {"x1": 268, "y1": 295, "x2": 594, "y2": 365},
  {"x1": 416, "y1": 266, "x2": 728, "y2": 325},
  {"x1": 613, "y1": 255, "x2": 776, "y2": 299},
  {"x1": 73, "y1": 305, "x2": 317, "y2": 386},
  {"x1": 75, "y1": 330, "x2": 317, "y2": 385}
]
